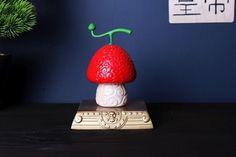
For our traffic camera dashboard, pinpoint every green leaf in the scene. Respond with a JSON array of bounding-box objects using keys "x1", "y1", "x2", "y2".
[{"x1": 0, "y1": 0, "x2": 36, "y2": 38}]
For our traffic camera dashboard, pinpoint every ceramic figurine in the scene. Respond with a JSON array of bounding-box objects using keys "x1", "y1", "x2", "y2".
[
  {"x1": 71, "y1": 23, "x2": 153, "y2": 130},
  {"x1": 87, "y1": 23, "x2": 136, "y2": 107}
]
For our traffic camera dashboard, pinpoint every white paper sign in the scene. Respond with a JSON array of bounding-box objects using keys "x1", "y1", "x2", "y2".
[{"x1": 169, "y1": 0, "x2": 235, "y2": 23}]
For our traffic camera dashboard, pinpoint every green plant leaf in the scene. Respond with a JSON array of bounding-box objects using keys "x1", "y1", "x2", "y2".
[{"x1": 0, "y1": 0, "x2": 36, "y2": 38}]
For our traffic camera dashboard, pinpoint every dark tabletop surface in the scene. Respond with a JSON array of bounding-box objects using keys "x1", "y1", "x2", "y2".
[{"x1": 0, "y1": 103, "x2": 235, "y2": 157}]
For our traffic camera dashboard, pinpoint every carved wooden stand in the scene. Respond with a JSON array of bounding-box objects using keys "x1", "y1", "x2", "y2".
[{"x1": 71, "y1": 100, "x2": 153, "y2": 130}]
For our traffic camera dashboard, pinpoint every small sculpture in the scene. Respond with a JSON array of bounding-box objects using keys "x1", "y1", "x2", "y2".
[
  {"x1": 71, "y1": 24, "x2": 153, "y2": 130},
  {"x1": 87, "y1": 23, "x2": 136, "y2": 107}
]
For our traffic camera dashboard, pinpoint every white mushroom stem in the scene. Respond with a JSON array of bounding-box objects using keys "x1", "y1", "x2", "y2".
[{"x1": 96, "y1": 84, "x2": 127, "y2": 107}]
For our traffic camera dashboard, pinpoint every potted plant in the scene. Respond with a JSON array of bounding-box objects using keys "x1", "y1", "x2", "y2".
[{"x1": 0, "y1": 0, "x2": 36, "y2": 105}]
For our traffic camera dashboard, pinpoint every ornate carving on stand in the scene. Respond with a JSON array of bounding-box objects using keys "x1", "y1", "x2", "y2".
[
  {"x1": 71, "y1": 100, "x2": 153, "y2": 130},
  {"x1": 98, "y1": 111, "x2": 128, "y2": 129}
]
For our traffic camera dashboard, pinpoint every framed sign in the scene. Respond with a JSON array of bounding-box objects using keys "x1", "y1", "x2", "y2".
[{"x1": 169, "y1": 0, "x2": 235, "y2": 23}]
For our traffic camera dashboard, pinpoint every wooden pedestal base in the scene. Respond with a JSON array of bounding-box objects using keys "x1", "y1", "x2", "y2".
[{"x1": 71, "y1": 100, "x2": 153, "y2": 130}]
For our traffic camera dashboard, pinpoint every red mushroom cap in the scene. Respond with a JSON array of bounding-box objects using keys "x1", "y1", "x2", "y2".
[{"x1": 87, "y1": 44, "x2": 136, "y2": 84}]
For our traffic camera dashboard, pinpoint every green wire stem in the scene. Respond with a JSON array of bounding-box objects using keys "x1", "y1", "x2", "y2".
[{"x1": 88, "y1": 23, "x2": 132, "y2": 45}]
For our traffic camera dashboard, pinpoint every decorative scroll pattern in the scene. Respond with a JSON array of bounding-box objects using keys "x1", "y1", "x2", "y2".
[
  {"x1": 98, "y1": 111, "x2": 128, "y2": 129},
  {"x1": 72, "y1": 110, "x2": 152, "y2": 130},
  {"x1": 96, "y1": 84, "x2": 127, "y2": 107}
]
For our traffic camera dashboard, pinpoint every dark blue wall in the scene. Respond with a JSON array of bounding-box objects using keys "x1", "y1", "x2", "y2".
[{"x1": 1, "y1": 0, "x2": 236, "y2": 103}]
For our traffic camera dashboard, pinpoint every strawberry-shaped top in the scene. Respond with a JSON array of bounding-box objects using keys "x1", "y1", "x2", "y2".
[{"x1": 87, "y1": 23, "x2": 136, "y2": 84}]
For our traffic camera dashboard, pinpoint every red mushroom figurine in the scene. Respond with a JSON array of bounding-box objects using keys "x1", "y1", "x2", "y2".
[{"x1": 87, "y1": 23, "x2": 136, "y2": 107}]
